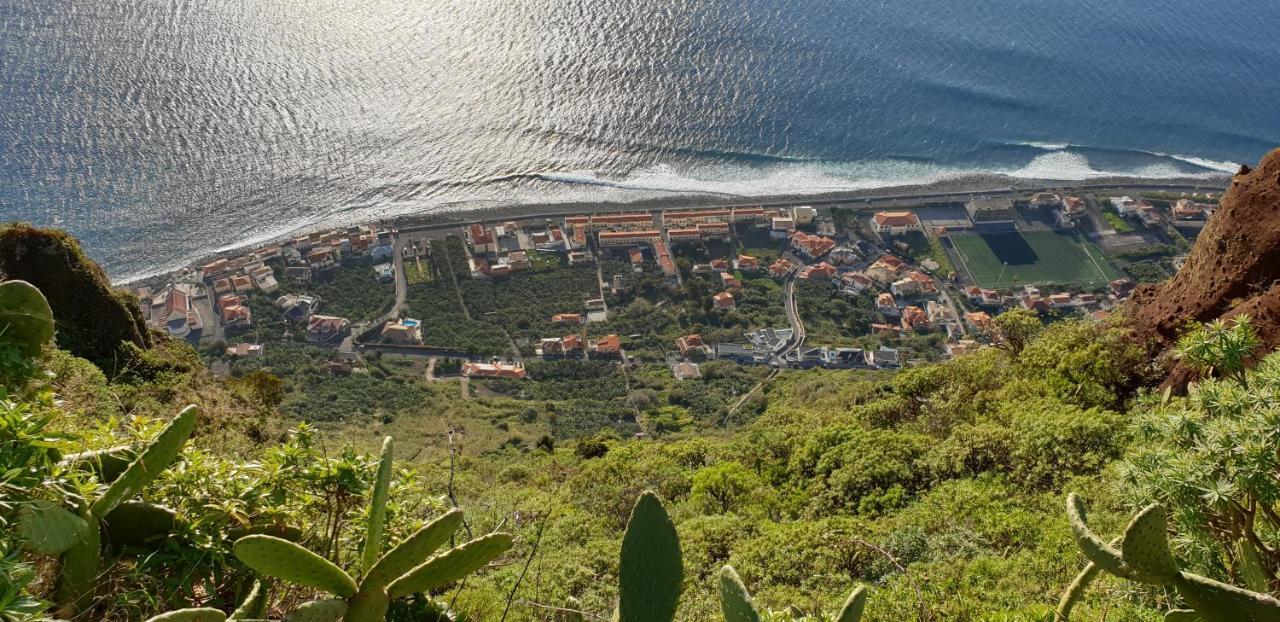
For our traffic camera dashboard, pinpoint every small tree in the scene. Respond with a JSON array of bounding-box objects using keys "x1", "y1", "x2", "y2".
[
  {"x1": 1175, "y1": 315, "x2": 1261, "y2": 384},
  {"x1": 993, "y1": 308, "x2": 1042, "y2": 355}
]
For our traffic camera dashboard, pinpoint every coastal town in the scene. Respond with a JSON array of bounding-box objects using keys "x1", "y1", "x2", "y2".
[{"x1": 135, "y1": 186, "x2": 1212, "y2": 383}]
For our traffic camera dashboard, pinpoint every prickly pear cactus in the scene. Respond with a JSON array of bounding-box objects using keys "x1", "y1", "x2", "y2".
[
  {"x1": 142, "y1": 608, "x2": 227, "y2": 622},
  {"x1": 718, "y1": 566, "x2": 761, "y2": 622},
  {"x1": 16, "y1": 500, "x2": 90, "y2": 555},
  {"x1": 616, "y1": 491, "x2": 683, "y2": 622},
  {"x1": 234, "y1": 535, "x2": 359, "y2": 598},
  {"x1": 1063, "y1": 493, "x2": 1280, "y2": 622},
  {"x1": 385, "y1": 533, "x2": 514, "y2": 598},
  {"x1": 0, "y1": 280, "x2": 54, "y2": 358},
  {"x1": 361, "y1": 436, "x2": 395, "y2": 575}
]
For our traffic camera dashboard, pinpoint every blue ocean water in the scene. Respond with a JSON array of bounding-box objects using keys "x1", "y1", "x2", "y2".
[{"x1": 1, "y1": 0, "x2": 1278, "y2": 280}]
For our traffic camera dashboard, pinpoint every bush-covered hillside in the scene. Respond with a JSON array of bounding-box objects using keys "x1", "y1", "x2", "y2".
[{"x1": 8, "y1": 228, "x2": 1280, "y2": 620}]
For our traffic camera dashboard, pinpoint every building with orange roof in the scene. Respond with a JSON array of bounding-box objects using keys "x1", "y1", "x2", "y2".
[
  {"x1": 720, "y1": 272, "x2": 740, "y2": 288},
  {"x1": 675, "y1": 334, "x2": 706, "y2": 357},
  {"x1": 900, "y1": 305, "x2": 929, "y2": 331},
  {"x1": 768, "y1": 258, "x2": 795, "y2": 278},
  {"x1": 789, "y1": 232, "x2": 836, "y2": 260},
  {"x1": 964, "y1": 311, "x2": 994, "y2": 334},
  {"x1": 871, "y1": 211, "x2": 923, "y2": 235},
  {"x1": 589, "y1": 334, "x2": 622, "y2": 356},
  {"x1": 713, "y1": 291, "x2": 736, "y2": 310},
  {"x1": 735, "y1": 255, "x2": 760, "y2": 271},
  {"x1": 463, "y1": 362, "x2": 527, "y2": 379},
  {"x1": 598, "y1": 230, "x2": 662, "y2": 247},
  {"x1": 552, "y1": 313, "x2": 584, "y2": 324},
  {"x1": 798, "y1": 262, "x2": 838, "y2": 280}
]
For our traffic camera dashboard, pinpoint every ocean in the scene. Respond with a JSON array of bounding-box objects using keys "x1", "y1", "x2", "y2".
[{"x1": 1, "y1": 0, "x2": 1278, "y2": 281}]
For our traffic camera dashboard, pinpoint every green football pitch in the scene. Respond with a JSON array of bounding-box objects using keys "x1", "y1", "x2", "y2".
[{"x1": 947, "y1": 230, "x2": 1120, "y2": 288}]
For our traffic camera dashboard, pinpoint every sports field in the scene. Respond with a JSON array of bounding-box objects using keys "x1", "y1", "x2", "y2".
[{"x1": 947, "y1": 230, "x2": 1120, "y2": 288}]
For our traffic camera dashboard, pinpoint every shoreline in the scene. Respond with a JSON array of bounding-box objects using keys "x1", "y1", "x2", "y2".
[{"x1": 117, "y1": 170, "x2": 1232, "y2": 288}]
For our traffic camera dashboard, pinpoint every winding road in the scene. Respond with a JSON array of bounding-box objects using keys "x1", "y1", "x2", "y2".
[{"x1": 778, "y1": 269, "x2": 806, "y2": 364}]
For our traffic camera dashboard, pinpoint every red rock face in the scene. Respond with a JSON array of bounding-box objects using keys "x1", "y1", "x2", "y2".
[{"x1": 1128, "y1": 148, "x2": 1280, "y2": 384}]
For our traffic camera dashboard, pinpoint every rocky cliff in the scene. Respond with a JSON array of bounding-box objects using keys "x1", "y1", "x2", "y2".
[
  {"x1": 0, "y1": 224, "x2": 153, "y2": 374},
  {"x1": 1129, "y1": 148, "x2": 1280, "y2": 384}
]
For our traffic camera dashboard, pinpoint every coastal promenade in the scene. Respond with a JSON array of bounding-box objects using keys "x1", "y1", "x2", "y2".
[{"x1": 389, "y1": 181, "x2": 1227, "y2": 236}]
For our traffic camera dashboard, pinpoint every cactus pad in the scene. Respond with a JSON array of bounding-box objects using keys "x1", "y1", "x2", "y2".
[
  {"x1": 60, "y1": 445, "x2": 135, "y2": 483},
  {"x1": 361, "y1": 436, "x2": 395, "y2": 575},
  {"x1": 0, "y1": 280, "x2": 54, "y2": 358},
  {"x1": 142, "y1": 609, "x2": 227, "y2": 622},
  {"x1": 386, "y1": 532, "x2": 513, "y2": 598},
  {"x1": 103, "y1": 501, "x2": 178, "y2": 549},
  {"x1": 617, "y1": 492, "x2": 683, "y2": 622},
  {"x1": 17, "y1": 500, "x2": 90, "y2": 555},
  {"x1": 1065, "y1": 493, "x2": 1131, "y2": 579},
  {"x1": 228, "y1": 578, "x2": 267, "y2": 620},
  {"x1": 1056, "y1": 562, "x2": 1100, "y2": 621},
  {"x1": 364, "y1": 508, "x2": 464, "y2": 589},
  {"x1": 836, "y1": 585, "x2": 867, "y2": 622},
  {"x1": 1173, "y1": 572, "x2": 1280, "y2": 622},
  {"x1": 1120, "y1": 503, "x2": 1179, "y2": 584},
  {"x1": 91, "y1": 405, "x2": 199, "y2": 517},
  {"x1": 233, "y1": 535, "x2": 358, "y2": 598},
  {"x1": 718, "y1": 566, "x2": 761, "y2": 622},
  {"x1": 282, "y1": 599, "x2": 350, "y2": 622}
]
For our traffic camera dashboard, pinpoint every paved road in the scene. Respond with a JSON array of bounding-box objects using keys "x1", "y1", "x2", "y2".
[
  {"x1": 778, "y1": 270, "x2": 806, "y2": 363},
  {"x1": 392, "y1": 182, "x2": 1228, "y2": 236}
]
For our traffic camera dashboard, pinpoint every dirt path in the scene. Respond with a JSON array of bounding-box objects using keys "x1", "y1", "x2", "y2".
[{"x1": 459, "y1": 375, "x2": 471, "y2": 400}]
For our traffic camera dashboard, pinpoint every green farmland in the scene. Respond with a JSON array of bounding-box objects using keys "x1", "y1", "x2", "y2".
[{"x1": 947, "y1": 230, "x2": 1120, "y2": 288}]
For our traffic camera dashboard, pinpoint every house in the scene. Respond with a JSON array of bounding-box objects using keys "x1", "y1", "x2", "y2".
[
  {"x1": 672, "y1": 361, "x2": 701, "y2": 380},
  {"x1": 964, "y1": 311, "x2": 994, "y2": 335},
  {"x1": 1021, "y1": 297, "x2": 1053, "y2": 314},
  {"x1": 489, "y1": 263, "x2": 512, "y2": 278},
  {"x1": 732, "y1": 206, "x2": 767, "y2": 223},
  {"x1": 900, "y1": 306, "x2": 929, "y2": 332},
  {"x1": 218, "y1": 294, "x2": 252, "y2": 328},
  {"x1": 276, "y1": 294, "x2": 320, "y2": 321},
  {"x1": 865, "y1": 347, "x2": 900, "y2": 368},
  {"x1": 871, "y1": 211, "x2": 923, "y2": 236},
  {"x1": 876, "y1": 292, "x2": 898, "y2": 315},
  {"x1": 251, "y1": 267, "x2": 279, "y2": 293},
  {"x1": 655, "y1": 241, "x2": 678, "y2": 277},
  {"x1": 965, "y1": 286, "x2": 1002, "y2": 306},
  {"x1": 735, "y1": 255, "x2": 760, "y2": 272},
  {"x1": 373, "y1": 263, "x2": 395, "y2": 283},
  {"x1": 568, "y1": 251, "x2": 591, "y2": 265},
  {"x1": 380, "y1": 318, "x2": 422, "y2": 345},
  {"x1": 710, "y1": 259, "x2": 730, "y2": 273},
  {"x1": 1173, "y1": 199, "x2": 1207, "y2": 220},
  {"x1": 468, "y1": 224, "x2": 497, "y2": 254},
  {"x1": 905, "y1": 271, "x2": 937, "y2": 294},
  {"x1": 676, "y1": 334, "x2": 707, "y2": 357},
  {"x1": 946, "y1": 339, "x2": 981, "y2": 357},
  {"x1": 768, "y1": 258, "x2": 795, "y2": 278},
  {"x1": 1062, "y1": 196, "x2": 1087, "y2": 219},
  {"x1": 770, "y1": 217, "x2": 796, "y2": 238},
  {"x1": 212, "y1": 278, "x2": 233, "y2": 296},
  {"x1": 541, "y1": 334, "x2": 584, "y2": 356},
  {"x1": 284, "y1": 266, "x2": 312, "y2": 282},
  {"x1": 1110, "y1": 278, "x2": 1137, "y2": 298},
  {"x1": 891, "y1": 278, "x2": 923, "y2": 298},
  {"x1": 589, "y1": 334, "x2": 622, "y2": 356},
  {"x1": 225, "y1": 343, "x2": 264, "y2": 358},
  {"x1": 713, "y1": 291, "x2": 736, "y2": 310},
  {"x1": 720, "y1": 272, "x2": 741, "y2": 289},
  {"x1": 462, "y1": 362, "x2": 527, "y2": 379},
  {"x1": 965, "y1": 197, "x2": 1016, "y2": 232},
  {"x1": 469, "y1": 257, "x2": 491, "y2": 278},
  {"x1": 830, "y1": 348, "x2": 865, "y2": 368},
  {"x1": 307, "y1": 315, "x2": 351, "y2": 344},
  {"x1": 840, "y1": 272, "x2": 873, "y2": 293},
  {"x1": 507, "y1": 251, "x2": 531, "y2": 271},
  {"x1": 1111, "y1": 196, "x2": 1140, "y2": 217},
  {"x1": 1049, "y1": 293, "x2": 1073, "y2": 308},
  {"x1": 585, "y1": 298, "x2": 606, "y2": 310},
  {"x1": 1030, "y1": 193, "x2": 1061, "y2": 209},
  {"x1": 788, "y1": 206, "x2": 816, "y2": 224},
  {"x1": 788, "y1": 346, "x2": 828, "y2": 369},
  {"x1": 552, "y1": 313, "x2": 585, "y2": 325},
  {"x1": 628, "y1": 247, "x2": 645, "y2": 266},
  {"x1": 925, "y1": 300, "x2": 952, "y2": 324},
  {"x1": 231, "y1": 275, "x2": 255, "y2": 293},
  {"x1": 789, "y1": 232, "x2": 836, "y2": 260},
  {"x1": 798, "y1": 262, "x2": 837, "y2": 280}
]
